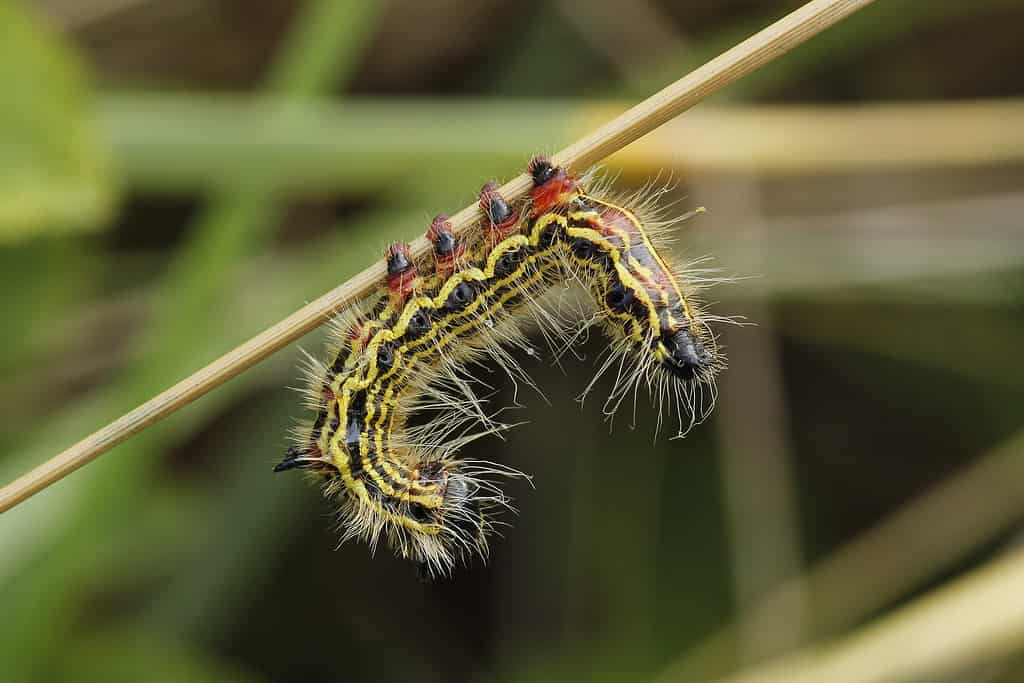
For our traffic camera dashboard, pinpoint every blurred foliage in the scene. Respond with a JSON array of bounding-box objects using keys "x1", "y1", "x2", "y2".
[
  {"x1": 2, "y1": 1, "x2": 1024, "y2": 682},
  {"x1": 0, "y1": 0, "x2": 113, "y2": 241}
]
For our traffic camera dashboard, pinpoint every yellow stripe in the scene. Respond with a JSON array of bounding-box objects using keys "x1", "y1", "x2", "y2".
[
  {"x1": 321, "y1": 189, "x2": 700, "y2": 539},
  {"x1": 585, "y1": 194, "x2": 697, "y2": 323}
]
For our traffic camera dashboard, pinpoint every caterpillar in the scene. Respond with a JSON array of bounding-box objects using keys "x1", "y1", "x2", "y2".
[{"x1": 275, "y1": 157, "x2": 725, "y2": 577}]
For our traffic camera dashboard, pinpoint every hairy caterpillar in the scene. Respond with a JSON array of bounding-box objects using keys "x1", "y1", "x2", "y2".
[{"x1": 276, "y1": 158, "x2": 725, "y2": 577}]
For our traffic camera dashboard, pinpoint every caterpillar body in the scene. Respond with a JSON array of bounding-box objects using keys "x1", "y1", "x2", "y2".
[{"x1": 276, "y1": 158, "x2": 724, "y2": 576}]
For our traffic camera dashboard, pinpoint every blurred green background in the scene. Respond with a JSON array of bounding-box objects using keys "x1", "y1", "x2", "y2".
[{"x1": 2, "y1": 0, "x2": 1024, "y2": 681}]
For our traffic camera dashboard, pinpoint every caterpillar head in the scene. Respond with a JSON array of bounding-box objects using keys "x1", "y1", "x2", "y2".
[
  {"x1": 656, "y1": 324, "x2": 716, "y2": 382},
  {"x1": 599, "y1": 271, "x2": 718, "y2": 385}
]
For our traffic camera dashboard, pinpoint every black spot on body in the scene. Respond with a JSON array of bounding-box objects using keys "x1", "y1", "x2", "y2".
[
  {"x1": 363, "y1": 477, "x2": 382, "y2": 499},
  {"x1": 407, "y1": 309, "x2": 431, "y2": 336},
  {"x1": 376, "y1": 343, "x2": 395, "y2": 369},
  {"x1": 605, "y1": 282, "x2": 635, "y2": 312},
  {"x1": 494, "y1": 246, "x2": 526, "y2": 276},
  {"x1": 537, "y1": 224, "x2": 558, "y2": 249},
  {"x1": 445, "y1": 281, "x2": 477, "y2": 311},
  {"x1": 571, "y1": 236, "x2": 596, "y2": 259}
]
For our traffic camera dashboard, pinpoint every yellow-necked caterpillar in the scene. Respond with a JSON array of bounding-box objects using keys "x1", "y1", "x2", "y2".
[{"x1": 275, "y1": 157, "x2": 725, "y2": 576}]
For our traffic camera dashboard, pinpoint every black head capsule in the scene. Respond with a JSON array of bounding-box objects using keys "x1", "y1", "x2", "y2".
[{"x1": 660, "y1": 328, "x2": 712, "y2": 381}]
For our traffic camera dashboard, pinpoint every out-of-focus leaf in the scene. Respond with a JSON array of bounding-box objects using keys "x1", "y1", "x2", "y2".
[
  {"x1": 0, "y1": 1, "x2": 114, "y2": 241},
  {"x1": 52, "y1": 629, "x2": 260, "y2": 683},
  {"x1": 0, "y1": 3, "x2": 388, "y2": 678},
  {"x1": 0, "y1": 208, "x2": 422, "y2": 681},
  {"x1": 624, "y1": 0, "x2": 1024, "y2": 101},
  {"x1": 101, "y1": 94, "x2": 570, "y2": 195},
  {"x1": 0, "y1": 238, "x2": 102, "y2": 386}
]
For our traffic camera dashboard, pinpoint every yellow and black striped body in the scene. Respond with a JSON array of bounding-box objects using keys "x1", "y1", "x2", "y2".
[{"x1": 278, "y1": 158, "x2": 721, "y2": 575}]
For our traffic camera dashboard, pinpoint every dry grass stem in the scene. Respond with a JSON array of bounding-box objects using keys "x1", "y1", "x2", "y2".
[{"x1": 713, "y1": 545, "x2": 1024, "y2": 683}]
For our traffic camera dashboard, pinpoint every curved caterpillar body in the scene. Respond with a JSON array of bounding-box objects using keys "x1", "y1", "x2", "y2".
[{"x1": 276, "y1": 158, "x2": 724, "y2": 576}]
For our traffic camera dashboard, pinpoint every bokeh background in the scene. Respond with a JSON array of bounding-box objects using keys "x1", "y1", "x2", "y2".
[{"x1": 3, "y1": 1, "x2": 1024, "y2": 681}]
